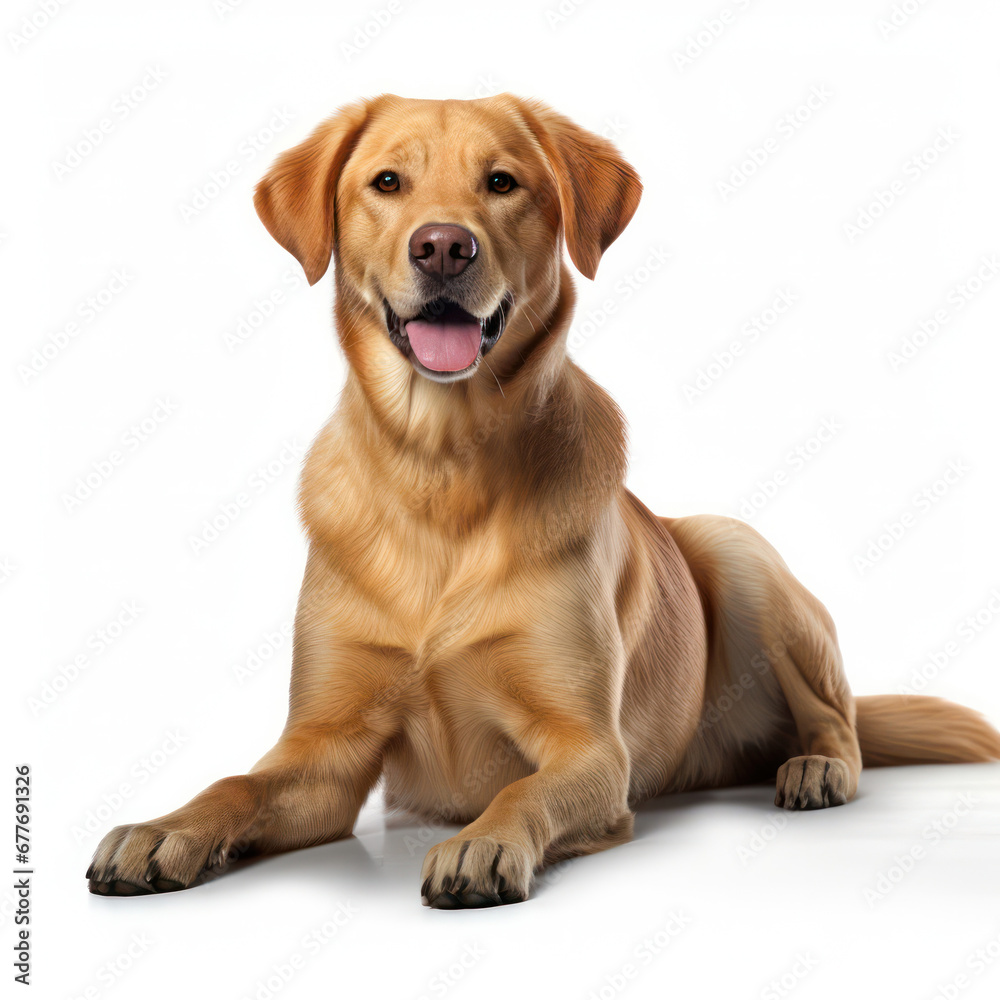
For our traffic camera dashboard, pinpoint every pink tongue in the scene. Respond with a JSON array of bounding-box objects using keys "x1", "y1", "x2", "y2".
[{"x1": 405, "y1": 317, "x2": 482, "y2": 372}]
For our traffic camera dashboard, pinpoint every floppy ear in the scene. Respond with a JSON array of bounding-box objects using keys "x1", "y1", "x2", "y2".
[
  {"x1": 514, "y1": 98, "x2": 643, "y2": 280},
  {"x1": 253, "y1": 100, "x2": 369, "y2": 285}
]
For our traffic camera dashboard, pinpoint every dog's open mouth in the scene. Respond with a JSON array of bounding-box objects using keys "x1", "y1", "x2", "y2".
[{"x1": 385, "y1": 296, "x2": 511, "y2": 378}]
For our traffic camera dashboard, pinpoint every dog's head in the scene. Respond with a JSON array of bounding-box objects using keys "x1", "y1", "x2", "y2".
[{"x1": 254, "y1": 95, "x2": 641, "y2": 385}]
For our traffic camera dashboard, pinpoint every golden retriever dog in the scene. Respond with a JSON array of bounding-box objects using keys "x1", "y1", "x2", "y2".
[{"x1": 87, "y1": 95, "x2": 1000, "y2": 908}]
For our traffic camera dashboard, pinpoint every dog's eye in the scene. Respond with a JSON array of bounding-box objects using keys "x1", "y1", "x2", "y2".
[
  {"x1": 374, "y1": 171, "x2": 400, "y2": 192},
  {"x1": 488, "y1": 172, "x2": 516, "y2": 194}
]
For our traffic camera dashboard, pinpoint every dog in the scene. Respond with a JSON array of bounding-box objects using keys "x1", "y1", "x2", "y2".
[{"x1": 87, "y1": 94, "x2": 1000, "y2": 908}]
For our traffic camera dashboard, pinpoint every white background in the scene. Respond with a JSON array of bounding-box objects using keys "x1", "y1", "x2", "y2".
[{"x1": 6, "y1": 1, "x2": 1000, "y2": 997}]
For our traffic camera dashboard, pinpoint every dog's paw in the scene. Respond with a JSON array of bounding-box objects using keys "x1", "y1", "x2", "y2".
[
  {"x1": 87, "y1": 821, "x2": 230, "y2": 896},
  {"x1": 420, "y1": 835, "x2": 535, "y2": 908},
  {"x1": 775, "y1": 755, "x2": 850, "y2": 810}
]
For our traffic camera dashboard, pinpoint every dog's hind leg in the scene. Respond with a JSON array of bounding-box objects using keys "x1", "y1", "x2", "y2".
[{"x1": 664, "y1": 515, "x2": 862, "y2": 810}]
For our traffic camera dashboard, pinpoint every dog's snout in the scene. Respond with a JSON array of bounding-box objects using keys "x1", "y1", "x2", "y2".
[{"x1": 408, "y1": 224, "x2": 478, "y2": 278}]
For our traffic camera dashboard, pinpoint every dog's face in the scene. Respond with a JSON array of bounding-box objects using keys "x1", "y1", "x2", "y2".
[
  {"x1": 334, "y1": 97, "x2": 556, "y2": 383},
  {"x1": 255, "y1": 95, "x2": 641, "y2": 385}
]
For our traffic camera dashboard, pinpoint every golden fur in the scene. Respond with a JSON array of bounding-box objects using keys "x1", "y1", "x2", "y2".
[{"x1": 88, "y1": 95, "x2": 1000, "y2": 907}]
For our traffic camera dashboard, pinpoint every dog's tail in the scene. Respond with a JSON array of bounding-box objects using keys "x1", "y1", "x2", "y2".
[{"x1": 856, "y1": 694, "x2": 1000, "y2": 767}]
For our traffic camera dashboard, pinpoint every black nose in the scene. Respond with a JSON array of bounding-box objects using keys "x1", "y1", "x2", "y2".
[{"x1": 408, "y1": 224, "x2": 478, "y2": 278}]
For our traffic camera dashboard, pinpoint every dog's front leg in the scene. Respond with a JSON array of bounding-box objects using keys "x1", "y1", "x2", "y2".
[
  {"x1": 420, "y1": 631, "x2": 632, "y2": 909},
  {"x1": 420, "y1": 741, "x2": 632, "y2": 908},
  {"x1": 87, "y1": 625, "x2": 407, "y2": 895}
]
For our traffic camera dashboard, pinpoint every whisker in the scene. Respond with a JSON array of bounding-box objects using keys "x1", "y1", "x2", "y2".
[
  {"x1": 519, "y1": 300, "x2": 545, "y2": 336},
  {"x1": 482, "y1": 356, "x2": 505, "y2": 397}
]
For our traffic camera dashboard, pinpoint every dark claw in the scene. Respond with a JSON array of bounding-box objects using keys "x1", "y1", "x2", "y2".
[
  {"x1": 110, "y1": 880, "x2": 155, "y2": 896},
  {"x1": 498, "y1": 884, "x2": 525, "y2": 905},
  {"x1": 150, "y1": 877, "x2": 185, "y2": 893},
  {"x1": 428, "y1": 891, "x2": 464, "y2": 909},
  {"x1": 458, "y1": 890, "x2": 502, "y2": 908}
]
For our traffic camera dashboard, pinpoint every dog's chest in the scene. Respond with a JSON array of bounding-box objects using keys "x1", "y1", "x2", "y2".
[
  {"x1": 316, "y1": 501, "x2": 543, "y2": 817},
  {"x1": 381, "y1": 701, "x2": 535, "y2": 822},
  {"x1": 298, "y1": 407, "x2": 579, "y2": 658},
  {"x1": 312, "y1": 476, "x2": 529, "y2": 654}
]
